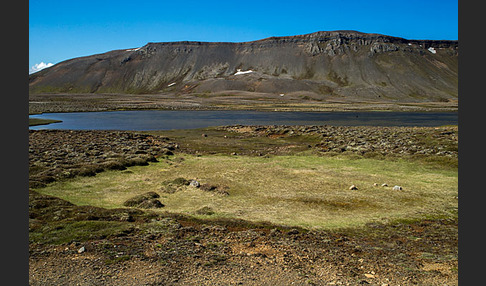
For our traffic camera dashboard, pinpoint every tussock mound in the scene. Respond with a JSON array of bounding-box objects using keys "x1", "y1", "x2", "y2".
[{"x1": 123, "y1": 192, "x2": 165, "y2": 209}]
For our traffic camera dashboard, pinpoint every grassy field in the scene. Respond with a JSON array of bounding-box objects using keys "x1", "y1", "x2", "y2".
[{"x1": 36, "y1": 152, "x2": 457, "y2": 229}]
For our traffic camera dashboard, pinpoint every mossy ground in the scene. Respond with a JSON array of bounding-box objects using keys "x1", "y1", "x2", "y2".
[{"x1": 35, "y1": 150, "x2": 457, "y2": 229}]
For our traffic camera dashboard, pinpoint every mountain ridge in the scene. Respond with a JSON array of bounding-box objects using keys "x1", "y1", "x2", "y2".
[{"x1": 29, "y1": 30, "x2": 458, "y2": 103}]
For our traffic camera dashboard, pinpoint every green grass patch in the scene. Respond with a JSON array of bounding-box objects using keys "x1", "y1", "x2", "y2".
[{"x1": 34, "y1": 154, "x2": 457, "y2": 230}]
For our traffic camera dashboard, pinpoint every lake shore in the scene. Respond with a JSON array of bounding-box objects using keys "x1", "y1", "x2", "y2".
[{"x1": 29, "y1": 92, "x2": 458, "y2": 115}]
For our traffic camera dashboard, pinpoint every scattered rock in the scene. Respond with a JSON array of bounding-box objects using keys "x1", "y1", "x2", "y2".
[
  {"x1": 77, "y1": 246, "x2": 85, "y2": 254},
  {"x1": 189, "y1": 180, "x2": 200, "y2": 188},
  {"x1": 220, "y1": 125, "x2": 458, "y2": 158},
  {"x1": 381, "y1": 183, "x2": 388, "y2": 187},
  {"x1": 349, "y1": 185, "x2": 358, "y2": 190},
  {"x1": 392, "y1": 185, "x2": 403, "y2": 191}
]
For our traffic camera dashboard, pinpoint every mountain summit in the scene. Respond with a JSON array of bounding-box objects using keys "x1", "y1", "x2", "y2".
[{"x1": 29, "y1": 31, "x2": 458, "y2": 102}]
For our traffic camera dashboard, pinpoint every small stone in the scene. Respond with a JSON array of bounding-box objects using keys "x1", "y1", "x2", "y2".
[
  {"x1": 364, "y1": 273, "x2": 375, "y2": 279},
  {"x1": 78, "y1": 246, "x2": 86, "y2": 254},
  {"x1": 189, "y1": 180, "x2": 200, "y2": 188},
  {"x1": 392, "y1": 185, "x2": 403, "y2": 191},
  {"x1": 381, "y1": 183, "x2": 388, "y2": 187},
  {"x1": 349, "y1": 185, "x2": 358, "y2": 190},
  {"x1": 373, "y1": 183, "x2": 378, "y2": 187}
]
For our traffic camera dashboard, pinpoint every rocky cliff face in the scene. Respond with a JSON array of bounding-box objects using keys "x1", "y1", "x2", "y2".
[{"x1": 29, "y1": 30, "x2": 458, "y2": 102}]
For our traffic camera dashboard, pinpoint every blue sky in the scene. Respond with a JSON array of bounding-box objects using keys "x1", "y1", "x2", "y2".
[{"x1": 29, "y1": 0, "x2": 458, "y2": 73}]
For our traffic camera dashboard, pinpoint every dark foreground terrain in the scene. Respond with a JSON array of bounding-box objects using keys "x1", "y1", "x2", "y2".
[{"x1": 29, "y1": 126, "x2": 458, "y2": 285}]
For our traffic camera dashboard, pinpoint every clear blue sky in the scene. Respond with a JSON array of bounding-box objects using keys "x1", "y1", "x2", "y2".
[{"x1": 29, "y1": 0, "x2": 458, "y2": 71}]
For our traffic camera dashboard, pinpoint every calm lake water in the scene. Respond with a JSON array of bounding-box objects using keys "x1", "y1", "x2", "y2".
[{"x1": 29, "y1": 110, "x2": 458, "y2": 131}]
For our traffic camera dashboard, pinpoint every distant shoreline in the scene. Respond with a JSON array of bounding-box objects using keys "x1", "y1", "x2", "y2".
[{"x1": 29, "y1": 92, "x2": 458, "y2": 115}]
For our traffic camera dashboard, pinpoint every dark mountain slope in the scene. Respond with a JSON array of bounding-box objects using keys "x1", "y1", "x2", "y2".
[{"x1": 29, "y1": 30, "x2": 458, "y2": 102}]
